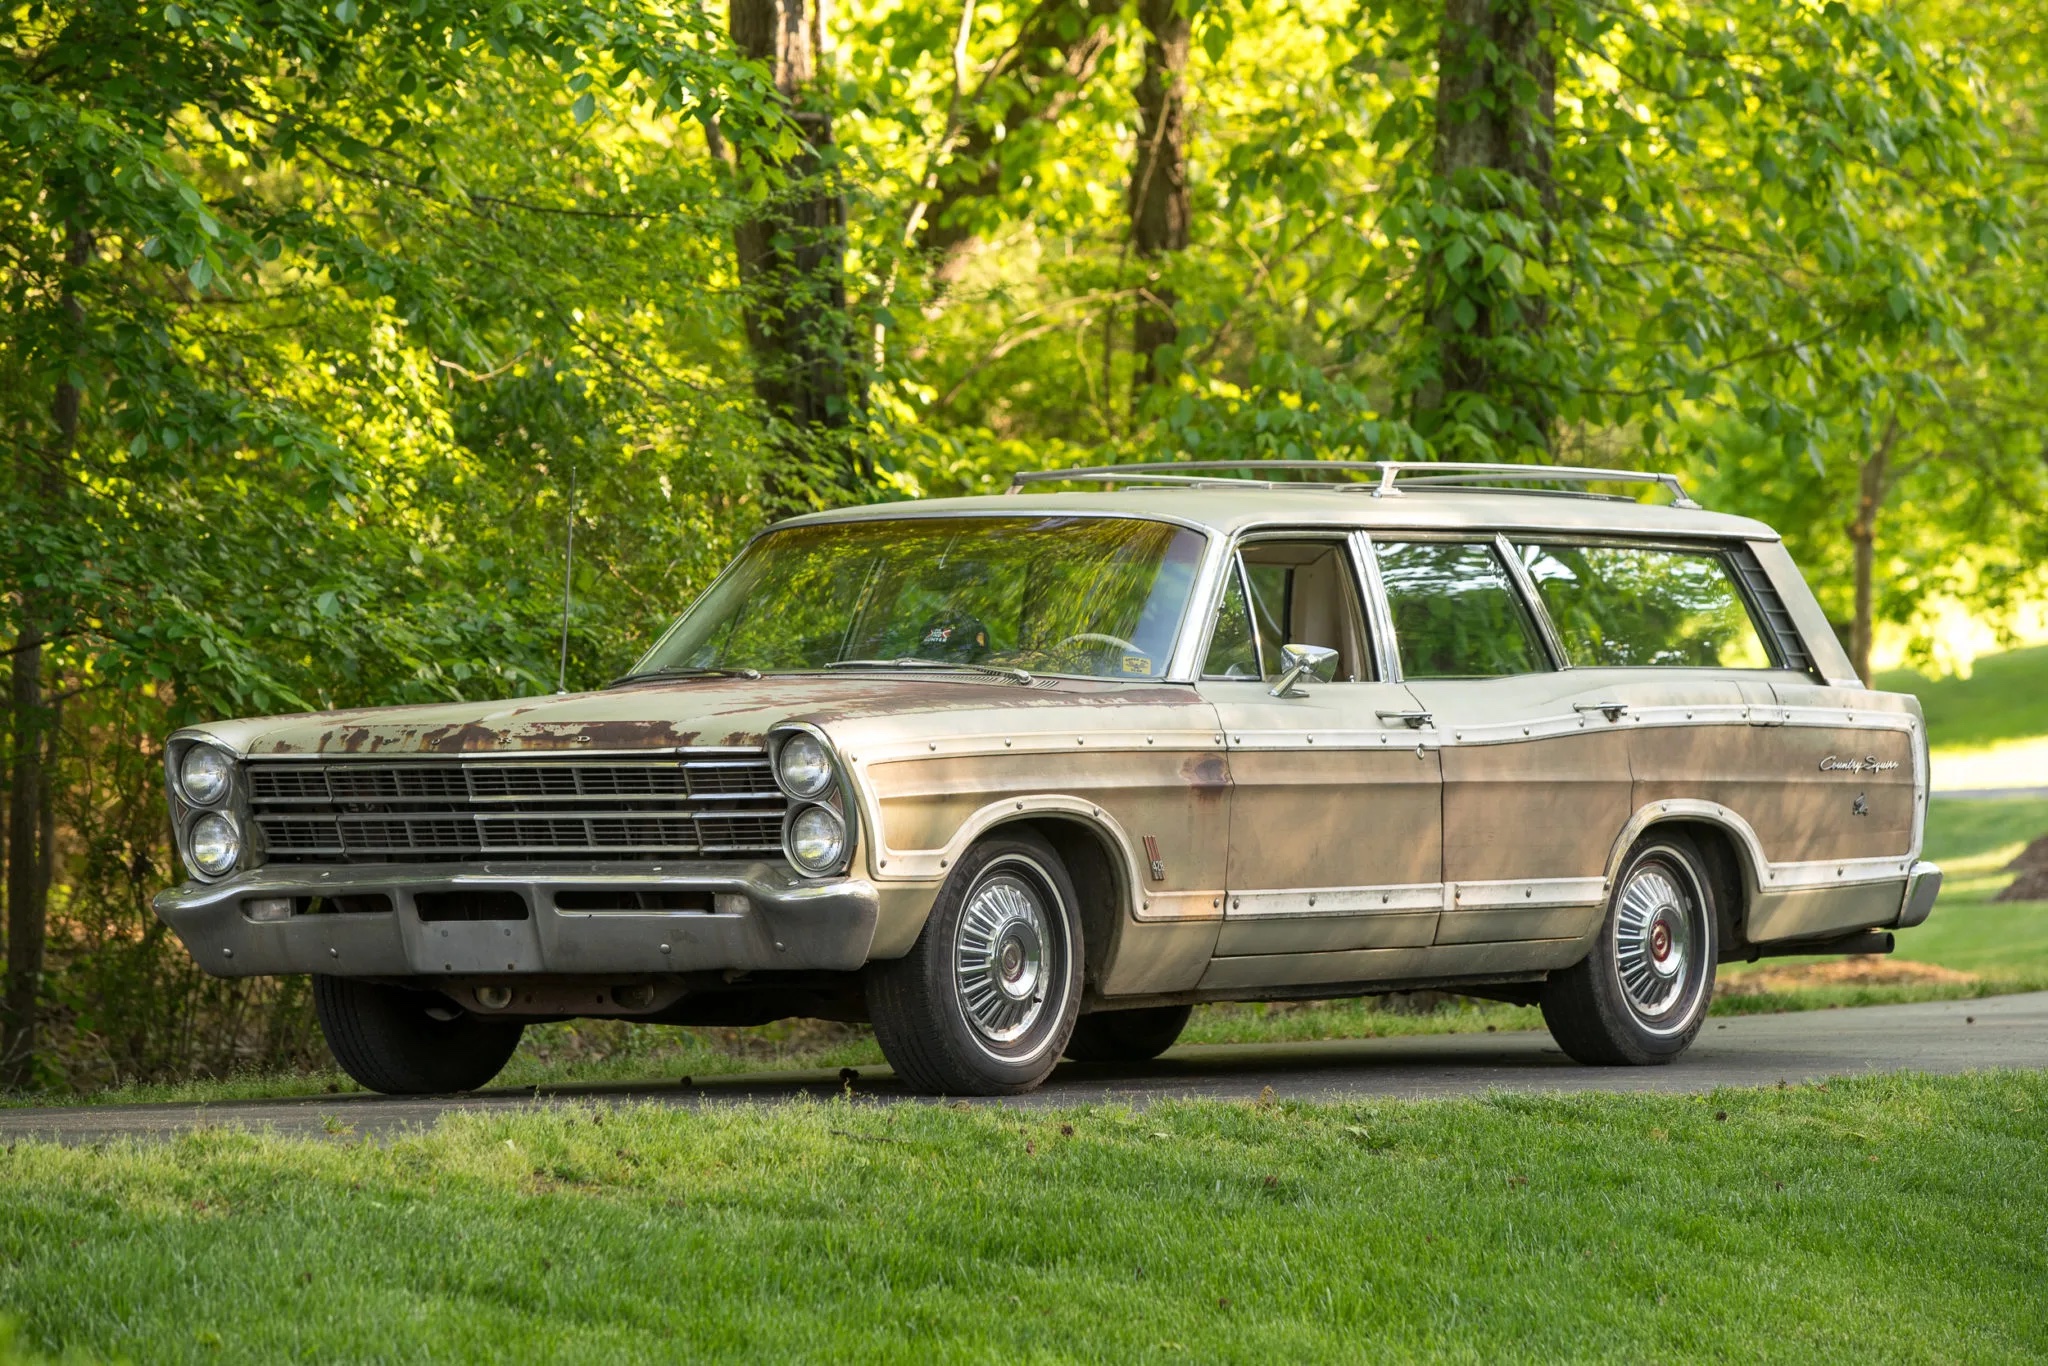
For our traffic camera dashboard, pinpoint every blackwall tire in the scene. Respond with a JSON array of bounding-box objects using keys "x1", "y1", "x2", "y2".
[
  {"x1": 1063, "y1": 1004, "x2": 1193, "y2": 1063},
  {"x1": 313, "y1": 976, "x2": 524, "y2": 1095},
  {"x1": 1541, "y1": 834, "x2": 1719, "y2": 1066},
  {"x1": 866, "y1": 830, "x2": 1083, "y2": 1096}
]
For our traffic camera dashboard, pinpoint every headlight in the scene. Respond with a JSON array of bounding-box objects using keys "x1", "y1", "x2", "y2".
[
  {"x1": 188, "y1": 812, "x2": 242, "y2": 877},
  {"x1": 788, "y1": 804, "x2": 846, "y2": 874},
  {"x1": 776, "y1": 732, "x2": 834, "y2": 799},
  {"x1": 178, "y1": 744, "x2": 233, "y2": 805}
]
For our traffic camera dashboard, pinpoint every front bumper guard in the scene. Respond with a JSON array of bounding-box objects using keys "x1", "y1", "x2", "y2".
[{"x1": 151, "y1": 861, "x2": 880, "y2": 980}]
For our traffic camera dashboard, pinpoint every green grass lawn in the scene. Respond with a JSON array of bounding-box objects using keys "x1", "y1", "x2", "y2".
[
  {"x1": 1878, "y1": 643, "x2": 2048, "y2": 753},
  {"x1": 1892, "y1": 796, "x2": 2048, "y2": 975},
  {"x1": 0, "y1": 1071, "x2": 2041, "y2": 1363},
  {"x1": 1879, "y1": 643, "x2": 2048, "y2": 789}
]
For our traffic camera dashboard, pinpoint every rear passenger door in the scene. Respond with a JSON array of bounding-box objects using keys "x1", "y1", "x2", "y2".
[
  {"x1": 1196, "y1": 535, "x2": 1444, "y2": 977},
  {"x1": 1368, "y1": 536, "x2": 1631, "y2": 947}
]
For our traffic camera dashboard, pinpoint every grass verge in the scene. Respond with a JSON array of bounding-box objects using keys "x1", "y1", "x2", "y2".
[{"x1": 0, "y1": 1071, "x2": 2042, "y2": 1362}]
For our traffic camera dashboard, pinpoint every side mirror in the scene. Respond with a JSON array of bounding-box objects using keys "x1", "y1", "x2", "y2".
[{"x1": 1270, "y1": 643, "x2": 1340, "y2": 698}]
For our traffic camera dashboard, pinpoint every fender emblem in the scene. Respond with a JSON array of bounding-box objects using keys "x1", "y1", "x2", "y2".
[{"x1": 1142, "y1": 835, "x2": 1166, "y2": 883}]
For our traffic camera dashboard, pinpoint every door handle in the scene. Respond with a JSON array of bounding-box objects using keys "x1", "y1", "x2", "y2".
[
  {"x1": 1376, "y1": 709, "x2": 1434, "y2": 729},
  {"x1": 1573, "y1": 701, "x2": 1629, "y2": 721}
]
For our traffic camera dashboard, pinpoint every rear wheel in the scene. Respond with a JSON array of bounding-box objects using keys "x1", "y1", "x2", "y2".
[
  {"x1": 313, "y1": 976, "x2": 524, "y2": 1094},
  {"x1": 1541, "y1": 834, "x2": 1718, "y2": 1065},
  {"x1": 866, "y1": 831, "x2": 1083, "y2": 1095},
  {"x1": 1063, "y1": 1004, "x2": 1192, "y2": 1063}
]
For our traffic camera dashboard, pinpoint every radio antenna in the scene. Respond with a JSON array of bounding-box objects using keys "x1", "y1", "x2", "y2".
[{"x1": 556, "y1": 466, "x2": 576, "y2": 694}]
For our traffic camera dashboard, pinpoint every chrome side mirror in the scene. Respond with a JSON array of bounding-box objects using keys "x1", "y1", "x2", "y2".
[{"x1": 1270, "y1": 643, "x2": 1340, "y2": 698}]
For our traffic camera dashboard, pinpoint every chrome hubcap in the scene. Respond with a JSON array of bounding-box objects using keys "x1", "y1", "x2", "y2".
[
  {"x1": 1614, "y1": 860, "x2": 1705, "y2": 1028},
  {"x1": 955, "y1": 871, "x2": 1054, "y2": 1044}
]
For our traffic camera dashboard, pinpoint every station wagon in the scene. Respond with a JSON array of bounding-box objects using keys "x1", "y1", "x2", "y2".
[{"x1": 155, "y1": 461, "x2": 1943, "y2": 1095}]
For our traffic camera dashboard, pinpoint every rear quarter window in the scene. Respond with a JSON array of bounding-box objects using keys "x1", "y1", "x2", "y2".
[{"x1": 1515, "y1": 542, "x2": 1774, "y2": 668}]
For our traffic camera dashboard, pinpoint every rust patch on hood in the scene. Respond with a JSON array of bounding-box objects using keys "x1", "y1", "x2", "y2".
[
  {"x1": 231, "y1": 674, "x2": 1208, "y2": 757},
  {"x1": 411, "y1": 719, "x2": 707, "y2": 754}
]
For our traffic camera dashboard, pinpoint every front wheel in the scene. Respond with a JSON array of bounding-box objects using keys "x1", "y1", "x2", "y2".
[
  {"x1": 866, "y1": 831, "x2": 1083, "y2": 1095},
  {"x1": 314, "y1": 976, "x2": 524, "y2": 1094},
  {"x1": 1541, "y1": 835, "x2": 1718, "y2": 1065}
]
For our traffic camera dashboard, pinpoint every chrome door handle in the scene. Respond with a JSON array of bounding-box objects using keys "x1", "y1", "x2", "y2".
[
  {"x1": 1376, "y1": 709, "x2": 1434, "y2": 729},
  {"x1": 1573, "y1": 701, "x2": 1629, "y2": 721}
]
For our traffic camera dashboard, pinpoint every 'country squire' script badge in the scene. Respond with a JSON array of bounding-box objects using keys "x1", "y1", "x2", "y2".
[{"x1": 1819, "y1": 755, "x2": 1901, "y2": 774}]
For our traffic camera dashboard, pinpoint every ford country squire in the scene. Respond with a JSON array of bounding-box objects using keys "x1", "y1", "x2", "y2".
[{"x1": 154, "y1": 461, "x2": 1943, "y2": 1096}]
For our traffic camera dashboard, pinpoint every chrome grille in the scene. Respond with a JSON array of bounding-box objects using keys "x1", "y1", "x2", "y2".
[{"x1": 245, "y1": 753, "x2": 786, "y2": 863}]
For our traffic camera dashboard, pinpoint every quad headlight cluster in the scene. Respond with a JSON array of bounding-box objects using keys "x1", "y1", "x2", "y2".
[
  {"x1": 772, "y1": 728, "x2": 853, "y2": 877},
  {"x1": 168, "y1": 739, "x2": 243, "y2": 879}
]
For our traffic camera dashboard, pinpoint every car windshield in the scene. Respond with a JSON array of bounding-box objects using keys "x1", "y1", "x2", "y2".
[{"x1": 634, "y1": 516, "x2": 1208, "y2": 679}]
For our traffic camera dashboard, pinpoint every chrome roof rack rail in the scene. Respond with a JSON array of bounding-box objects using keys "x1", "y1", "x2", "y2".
[{"x1": 1007, "y1": 460, "x2": 1701, "y2": 509}]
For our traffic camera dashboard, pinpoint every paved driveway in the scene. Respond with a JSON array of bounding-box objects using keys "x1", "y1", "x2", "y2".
[{"x1": 4, "y1": 992, "x2": 2041, "y2": 1144}]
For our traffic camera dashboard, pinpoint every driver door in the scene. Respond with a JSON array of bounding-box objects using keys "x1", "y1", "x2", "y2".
[{"x1": 1196, "y1": 534, "x2": 1444, "y2": 981}]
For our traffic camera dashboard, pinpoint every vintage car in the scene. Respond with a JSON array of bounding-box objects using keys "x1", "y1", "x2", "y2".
[{"x1": 155, "y1": 460, "x2": 1942, "y2": 1095}]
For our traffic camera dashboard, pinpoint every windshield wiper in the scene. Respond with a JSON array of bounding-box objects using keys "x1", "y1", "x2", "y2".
[
  {"x1": 824, "y1": 658, "x2": 1034, "y2": 685},
  {"x1": 607, "y1": 666, "x2": 762, "y2": 687}
]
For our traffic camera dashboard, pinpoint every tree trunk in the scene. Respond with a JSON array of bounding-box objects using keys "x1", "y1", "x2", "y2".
[
  {"x1": 1128, "y1": 0, "x2": 1191, "y2": 392},
  {"x1": 920, "y1": 0, "x2": 1118, "y2": 289},
  {"x1": 1848, "y1": 414, "x2": 1900, "y2": 687},
  {"x1": 1419, "y1": 0, "x2": 1555, "y2": 453},
  {"x1": 729, "y1": 0, "x2": 854, "y2": 501},
  {"x1": 2, "y1": 224, "x2": 86, "y2": 1089},
  {"x1": 2, "y1": 621, "x2": 47, "y2": 1089}
]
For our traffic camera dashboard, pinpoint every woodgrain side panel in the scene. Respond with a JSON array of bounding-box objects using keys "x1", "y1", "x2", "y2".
[
  {"x1": 1439, "y1": 730, "x2": 1632, "y2": 883},
  {"x1": 1630, "y1": 723, "x2": 1915, "y2": 865}
]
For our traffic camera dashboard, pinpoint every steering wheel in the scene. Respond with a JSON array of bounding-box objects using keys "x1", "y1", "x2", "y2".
[{"x1": 1055, "y1": 632, "x2": 1144, "y2": 657}]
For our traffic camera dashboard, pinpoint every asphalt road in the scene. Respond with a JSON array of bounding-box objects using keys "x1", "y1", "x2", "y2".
[{"x1": 4, "y1": 992, "x2": 2043, "y2": 1145}]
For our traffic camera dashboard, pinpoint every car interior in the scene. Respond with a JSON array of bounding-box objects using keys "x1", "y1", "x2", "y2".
[{"x1": 1238, "y1": 540, "x2": 1374, "y2": 682}]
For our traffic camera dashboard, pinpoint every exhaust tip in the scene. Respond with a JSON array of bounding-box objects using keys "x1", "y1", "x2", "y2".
[{"x1": 474, "y1": 984, "x2": 514, "y2": 1011}]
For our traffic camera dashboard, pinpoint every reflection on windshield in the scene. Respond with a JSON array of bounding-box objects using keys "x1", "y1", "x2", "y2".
[{"x1": 635, "y1": 517, "x2": 1206, "y2": 679}]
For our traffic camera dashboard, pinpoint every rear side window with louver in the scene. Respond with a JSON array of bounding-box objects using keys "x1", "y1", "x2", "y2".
[{"x1": 1512, "y1": 541, "x2": 1798, "y2": 670}]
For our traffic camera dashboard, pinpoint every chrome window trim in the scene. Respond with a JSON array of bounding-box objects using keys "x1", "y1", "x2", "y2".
[
  {"x1": 1187, "y1": 538, "x2": 1263, "y2": 682},
  {"x1": 1168, "y1": 527, "x2": 1240, "y2": 681},
  {"x1": 1496, "y1": 532, "x2": 1570, "y2": 671},
  {"x1": 1348, "y1": 531, "x2": 1403, "y2": 685}
]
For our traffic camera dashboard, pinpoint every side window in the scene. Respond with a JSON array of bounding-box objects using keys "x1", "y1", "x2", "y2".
[
  {"x1": 1375, "y1": 540, "x2": 1548, "y2": 679},
  {"x1": 1201, "y1": 568, "x2": 1263, "y2": 679},
  {"x1": 1203, "y1": 541, "x2": 1373, "y2": 681},
  {"x1": 1516, "y1": 542, "x2": 1775, "y2": 668}
]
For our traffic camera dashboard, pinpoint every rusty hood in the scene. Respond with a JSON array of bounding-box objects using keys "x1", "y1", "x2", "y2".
[{"x1": 185, "y1": 674, "x2": 1210, "y2": 757}]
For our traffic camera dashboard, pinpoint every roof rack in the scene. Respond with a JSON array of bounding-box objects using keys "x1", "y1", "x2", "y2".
[{"x1": 1006, "y1": 460, "x2": 1701, "y2": 510}]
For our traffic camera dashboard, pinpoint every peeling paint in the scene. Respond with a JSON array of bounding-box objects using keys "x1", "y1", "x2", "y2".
[{"x1": 1180, "y1": 754, "x2": 1230, "y2": 791}]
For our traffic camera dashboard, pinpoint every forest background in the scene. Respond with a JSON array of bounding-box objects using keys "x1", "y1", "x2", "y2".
[{"x1": 4, "y1": 0, "x2": 2045, "y2": 1090}]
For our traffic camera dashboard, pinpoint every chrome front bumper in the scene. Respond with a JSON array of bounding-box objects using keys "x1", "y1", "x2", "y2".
[{"x1": 151, "y1": 861, "x2": 880, "y2": 980}]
